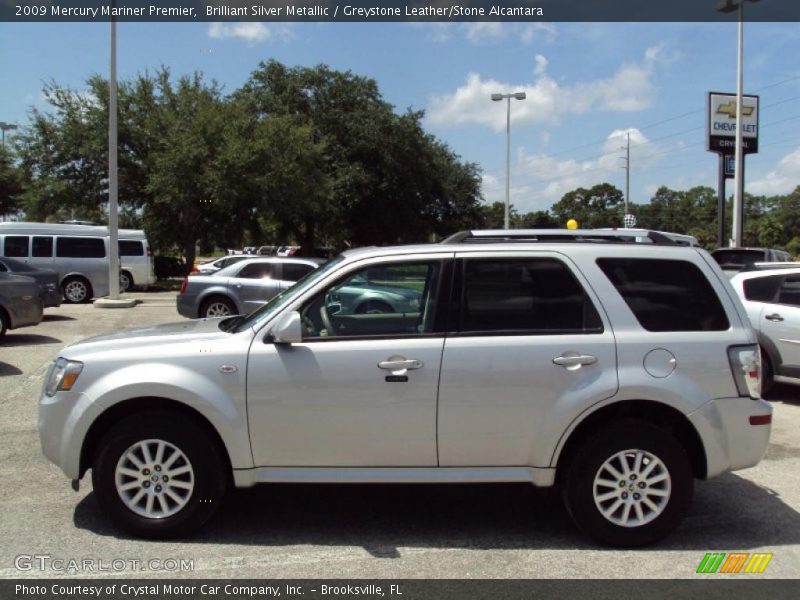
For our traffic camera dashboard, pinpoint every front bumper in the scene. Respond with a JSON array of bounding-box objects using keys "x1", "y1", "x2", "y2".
[
  {"x1": 687, "y1": 396, "x2": 772, "y2": 479},
  {"x1": 39, "y1": 389, "x2": 103, "y2": 480}
]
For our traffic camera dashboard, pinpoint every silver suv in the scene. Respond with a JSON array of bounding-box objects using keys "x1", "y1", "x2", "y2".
[{"x1": 38, "y1": 229, "x2": 771, "y2": 546}]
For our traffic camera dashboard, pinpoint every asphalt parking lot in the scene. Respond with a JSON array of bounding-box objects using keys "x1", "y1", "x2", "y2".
[{"x1": 1, "y1": 291, "x2": 799, "y2": 579}]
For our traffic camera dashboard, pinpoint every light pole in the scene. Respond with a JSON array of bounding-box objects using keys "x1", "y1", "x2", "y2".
[
  {"x1": 717, "y1": 0, "x2": 760, "y2": 247},
  {"x1": 0, "y1": 122, "x2": 18, "y2": 149},
  {"x1": 491, "y1": 92, "x2": 526, "y2": 229}
]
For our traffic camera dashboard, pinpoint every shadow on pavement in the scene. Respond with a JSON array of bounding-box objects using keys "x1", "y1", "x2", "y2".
[
  {"x1": 0, "y1": 362, "x2": 23, "y2": 376},
  {"x1": 0, "y1": 334, "x2": 62, "y2": 347},
  {"x1": 42, "y1": 314, "x2": 76, "y2": 322},
  {"x1": 73, "y1": 471, "x2": 800, "y2": 553}
]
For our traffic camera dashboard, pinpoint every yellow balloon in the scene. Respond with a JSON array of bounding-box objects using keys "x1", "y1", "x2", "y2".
[{"x1": 566, "y1": 219, "x2": 578, "y2": 230}]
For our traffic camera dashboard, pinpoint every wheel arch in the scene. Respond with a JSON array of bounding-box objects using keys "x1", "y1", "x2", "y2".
[
  {"x1": 554, "y1": 399, "x2": 707, "y2": 481},
  {"x1": 197, "y1": 291, "x2": 237, "y2": 318},
  {"x1": 79, "y1": 396, "x2": 234, "y2": 484}
]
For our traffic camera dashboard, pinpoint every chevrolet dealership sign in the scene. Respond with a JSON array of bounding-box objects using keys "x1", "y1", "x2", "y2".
[{"x1": 707, "y1": 92, "x2": 759, "y2": 155}]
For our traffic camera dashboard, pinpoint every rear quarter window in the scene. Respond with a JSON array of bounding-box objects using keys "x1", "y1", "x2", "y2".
[
  {"x1": 119, "y1": 240, "x2": 144, "y2": 256},
  {"x1": 597, "y1": 258, "x2": 729, "y2": 332}
]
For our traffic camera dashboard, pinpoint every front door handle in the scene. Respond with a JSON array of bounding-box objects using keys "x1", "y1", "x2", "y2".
[
  {"x1": 378, "y1": 357, "x2": 424, "y2": 371},
  {"x1": 553, "y1": 352, "x2": 597, "y2": 370},
  {"x1": 765, "y1": 313, "x2": 784, "y2": 322}
]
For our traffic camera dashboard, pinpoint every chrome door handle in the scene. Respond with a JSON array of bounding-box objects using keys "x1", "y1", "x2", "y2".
[
  {"x1": 553, "y1": 352, "x2": 597, "y2": 370},
  {"x1": 765, "y1": 313, "x2": 784, "y2": 322},
  {"x1": 378, "y1": 358, "x2": 423, "y2": 371}
]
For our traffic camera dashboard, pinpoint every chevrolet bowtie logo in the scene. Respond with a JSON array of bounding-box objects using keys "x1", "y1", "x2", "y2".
[{"x1": 717, "y1": 101, "x2": 755, "y2": 119}]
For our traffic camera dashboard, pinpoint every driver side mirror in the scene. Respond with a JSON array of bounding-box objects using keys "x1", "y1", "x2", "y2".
[{"x1": 268, "y1": 311, "x2": 303, "y2": 344}]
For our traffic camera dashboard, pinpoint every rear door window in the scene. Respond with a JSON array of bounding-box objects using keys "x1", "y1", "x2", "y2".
[
  {"x1": 743, "y1": 275, "x2": 782, "y2": 303},
  {"x1": 597, "y1": 258, "x2": 729, "y2": 332},
  {"x1": 3, "y1": 236, "x2": 29, "y2": 258},
  {"x1": 459, "y1": 258, "x2": 602, "y2": 334},
  {"x1": 56, "y1": 237, "x2": 106, "y2": 258},
  {"x1": 237, "y1": 263, "x2": 273, "y2": 279},
  {"x1": 282, "y1": 263, "x2": 316, "y2": 282}
]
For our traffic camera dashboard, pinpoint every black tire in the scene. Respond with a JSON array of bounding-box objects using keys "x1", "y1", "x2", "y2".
[
  {"x1": 119, "y1": 271, "x2": 134, "y2": 293},
  {"x1": 561, "y1": 419, "x2": 693, "y2": 547},
  {"x1": 0, "y1": 308, "x2": 8, "y2": 338},
  {"x1": 761, "y1": 349, "x2": 774, "y2": 397},
  {"x1": 62, "y1": 276, "x2": 93, "y2": 304},
  {"x1": 91, "y1": 412, "x2": 228, "y2": 539},
  {"x1": 200, "y1": 296, "x2": 236, "y2": 319},
  {"x1": 355, "y1": 300, "x2": 394, "y2": 314}
]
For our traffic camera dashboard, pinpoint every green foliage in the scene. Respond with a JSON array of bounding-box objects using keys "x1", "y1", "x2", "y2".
[
  {"x1": 0, "y1": 146, "x2": 25, "y2": 217},
  {"x1": 16, "y1": 61, "x2": 483, "y2": 266},
  {"x1": 550, "y1": 183, "x2": 624, "y2": 229}
]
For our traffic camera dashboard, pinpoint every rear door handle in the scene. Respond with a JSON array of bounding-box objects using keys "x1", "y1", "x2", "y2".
[
  {"x1": 765, "y1": 313, "x2": 784, "y2": 322},
  {"x1": 553, "y1": 352, "x2": 597, "y2": 370},
  {"x1": 378, "y1": 358, "x2": 423, "y2": 371}
]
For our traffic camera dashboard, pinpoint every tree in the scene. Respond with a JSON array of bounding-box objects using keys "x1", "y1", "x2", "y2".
[
  {"x1": 141, "y1": 71, "x2": 231, "y2": 272},
  {"x1": 0, "y1": 146, "x2": 25, "y2": 218},
  {"x1": 550, "y1": 183, "x2": 624, "y2": 229},
  {"x1": 235, "y1": 61, "x2": 484, "y2": 247}
]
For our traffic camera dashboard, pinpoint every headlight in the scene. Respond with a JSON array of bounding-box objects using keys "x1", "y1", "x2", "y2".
[{"x1": 45, "y1": 358, "x2": 84, "y2": 397}]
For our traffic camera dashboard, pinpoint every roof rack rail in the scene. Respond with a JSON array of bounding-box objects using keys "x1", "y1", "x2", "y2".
[{"x1": 440, "y1": 229, "x2": 680, "y2": 246}]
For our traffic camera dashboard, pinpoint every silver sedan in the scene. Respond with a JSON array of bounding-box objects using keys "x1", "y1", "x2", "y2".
[{"x1": 176, "y1": 257, "x2": 320, "y2": 318}]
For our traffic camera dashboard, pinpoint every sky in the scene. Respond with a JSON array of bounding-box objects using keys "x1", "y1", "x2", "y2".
[{"x1": 2, "y1": 19, "x2": 800, "y2": 216}]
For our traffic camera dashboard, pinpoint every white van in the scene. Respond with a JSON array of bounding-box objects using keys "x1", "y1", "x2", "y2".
[
  {"x1": 0, "y1": 223, "x2": 155, "y2": 302},
  {"x1": 117, "y1": 228, "x2": 156, "y2": 292}
]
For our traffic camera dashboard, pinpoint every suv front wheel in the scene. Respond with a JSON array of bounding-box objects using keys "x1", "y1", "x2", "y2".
[
  {"x1": 92, "y1": 412, "x2": 228, "y2": 538},
  {"x1": 561, "y1": 420, "x2": 693, "y2": 547}
]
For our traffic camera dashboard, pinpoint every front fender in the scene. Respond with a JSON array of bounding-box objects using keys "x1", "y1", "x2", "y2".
[{"x1": 85, "y1": 361, "x2": 251, "y2": 470}]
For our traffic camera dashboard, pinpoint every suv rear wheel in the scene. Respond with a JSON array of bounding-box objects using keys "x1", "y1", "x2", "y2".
[
  {"x1": 92, "y1": 412, "x2": 227, "y2": 538},
  {"x1": 561, "y1": 420, "x2": 693, "y2": 547}
]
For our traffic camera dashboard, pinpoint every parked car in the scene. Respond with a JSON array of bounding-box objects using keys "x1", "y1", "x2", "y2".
[
  {"x1": 711, "y1": 247, "x2": 792, "y2": 277},
  {"x1": 0, "y1": 256, "x2": 61, "y2": 308},
  {"x1": 276, "y1": 245, "x2": 301, "y2": 256},
  {"x1": 193, "y1": 255, "x2": 250, "y2": 275},
  {"x1": 257, "y1": 246, "x2": 277, "y2": 256},
  {"x1": 0, "y1": 222, "x2": 156, "y2": 301},
  {"x1": 0, "y1": 272, "x2": 43, "y2": 338},
  {"x1": 177, "y1": 257, "x2": 320, "y2": 318},
  {"x1": 729, "y1": 265, "x2": 800, "y2": 393},
  {"x1": 118, "y1": 229, "x2": 157, "y2": 292},
  {"x1": 39, "y1": 229, "x2": 770, "y2": 546}
]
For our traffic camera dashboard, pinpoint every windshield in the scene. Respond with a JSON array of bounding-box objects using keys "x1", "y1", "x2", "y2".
[{"x1": 229, "y1": 255, "x2": 345, "y2": 333}]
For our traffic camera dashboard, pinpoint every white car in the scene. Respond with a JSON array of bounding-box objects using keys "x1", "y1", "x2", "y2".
[{"x1": 730, "y1": 265, "x2": 800, "y2": 393}]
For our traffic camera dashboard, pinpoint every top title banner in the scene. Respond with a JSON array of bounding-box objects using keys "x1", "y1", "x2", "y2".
[{"x1": 4, "y1": 0, "x2": 800, "y2": 22}]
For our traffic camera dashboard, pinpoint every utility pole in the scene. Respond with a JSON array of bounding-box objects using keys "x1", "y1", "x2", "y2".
[{"x1": 620, "y1": 131, "x2": 631, "y2": 217}]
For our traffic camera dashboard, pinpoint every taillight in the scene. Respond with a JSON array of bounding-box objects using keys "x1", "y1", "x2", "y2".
[
  {"x1": 728, "y1": 344, "x2": 761, "y2": 399},
  {"x1": 179, "y1": 277, "x2": 188, "y2": 294}
]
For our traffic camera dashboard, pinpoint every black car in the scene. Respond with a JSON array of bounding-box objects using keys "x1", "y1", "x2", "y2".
[
  {"x1": 0, "y1": 257, "x2": 61, "y2": 308},
  {"x1": 0, "y1": 272, "x2": 43, "y2": 338}
]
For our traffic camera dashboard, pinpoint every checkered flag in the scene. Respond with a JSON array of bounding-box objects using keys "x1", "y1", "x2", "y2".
[{"x1": 623, "y1": 213, "x2": 637, "y2": 228}]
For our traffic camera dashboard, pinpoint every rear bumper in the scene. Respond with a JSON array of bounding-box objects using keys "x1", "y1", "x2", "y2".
[
  {"x1": 687, "y1": 396, "x2": 772, "y2": 479},
  {"x1": 176, "y1": 294, "x2": 197, "y2": 319}
]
